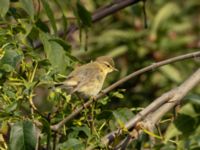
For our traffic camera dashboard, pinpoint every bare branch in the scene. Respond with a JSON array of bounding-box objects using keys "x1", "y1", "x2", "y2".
[
  {"x1": 51, "y1": 51, "x2": 200, "y2": 131},
  {"x1": 102, "y1": 67, "x2": 200, "y2": 149},
  {"x1": 145, "y1": 65, "x2": 200, "y2": 125}
]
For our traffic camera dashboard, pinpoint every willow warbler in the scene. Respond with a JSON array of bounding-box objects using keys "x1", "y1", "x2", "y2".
[{"x1": 59, "y1": 56, "x2": 117, "y2": 98}]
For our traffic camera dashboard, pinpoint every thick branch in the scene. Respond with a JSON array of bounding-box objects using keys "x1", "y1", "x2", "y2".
[
  {"x1": 102, "y1": 67, "x2": 200, "y2": 148},
  {"x1": 146, "y1": 65, "x2": 200, "y2": 124},
  {"x1": 51, "y1": 51, "x2": 200, "y2": 131}
]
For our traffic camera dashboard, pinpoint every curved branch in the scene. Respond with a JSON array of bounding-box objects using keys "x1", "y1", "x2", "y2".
[
  {"x1": 103, "y1": 67, "x2": 200, "y2": 149},
  {"x1": 51, "y1": 51, "x2": 200, "y2": 131}
]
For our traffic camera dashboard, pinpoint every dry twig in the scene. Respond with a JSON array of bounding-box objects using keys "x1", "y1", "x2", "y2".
[{"x1": 101, "y1": 67, "x2": 200, "y2": 149}]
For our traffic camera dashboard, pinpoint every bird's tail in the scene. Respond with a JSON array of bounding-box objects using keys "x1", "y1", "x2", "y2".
[
  {"x1": 54, "y1": 83, "x2": 64, "y2": 87},
  {"x1": 54, "y1": 82, "x2": 76, "y2": 95}
]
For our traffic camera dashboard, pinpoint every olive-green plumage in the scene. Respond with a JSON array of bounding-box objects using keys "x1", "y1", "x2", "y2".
[{"x1": 60, "y1": 56, "x2": 117, "y2": 98}]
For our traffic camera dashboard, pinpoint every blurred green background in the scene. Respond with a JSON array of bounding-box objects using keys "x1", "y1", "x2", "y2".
[{"x1": 0, "y1": 0, "x2": 200, "y2": 149}]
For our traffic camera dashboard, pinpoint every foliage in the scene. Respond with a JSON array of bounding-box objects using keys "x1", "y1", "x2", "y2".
[{"x1": 0, "y1": 0, "x2": 199, "y2": 149}]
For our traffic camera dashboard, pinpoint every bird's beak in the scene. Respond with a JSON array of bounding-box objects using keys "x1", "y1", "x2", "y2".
[{"x1": 113, "y1": 67, "x2": 118, "y2": 71}]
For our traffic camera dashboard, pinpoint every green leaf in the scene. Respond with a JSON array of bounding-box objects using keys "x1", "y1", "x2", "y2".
[
  {"x1": 160, "y1": 65, "x2": 182, "y2": 83},
  {"x1": 0, "y1": 49, "x2": 22, "y2": 72},
  {"x1": 70, "y1": 125, "x2": 91, "y2": 138},
  {"x1": 58, "y1": 138, "x2": 84, "y2": 150},
  {"x1": 9, "y1": 120, "x2": 37, "y2": 150},
  {"x1": 41, "y1": 0, "x2": 57, "y2": 33},
  {"x1": 40, "y1": 118, "x2": 51, "y2": 135},
  {"x1": 54, "y1": 0, "x2": 68, "y2": 31},
  {"x1": 19, "y1": 0, "x2": 35, "y2": 21},
  {"x1": 185, "y1": 94, "x2": 200, "y2": 105},
  {"x1": 18, "y1": 19, "x2": 33, "y2": 41},
  {"x1": 0, "y1": 64, "x2": 13, "y2": 72},
  {"x1": 111, "y1": 91, "x2": 124, "y2": 99},
  {"x1": 62, "y1": 14, "x2": 68, "y2": 33},
  {"x1": 0, "y1": 0, "x2": 10, "y2": 18},
  {"x1": 154, "y1": 144, "x2": 176, "y2": 150},
  {"x1": 39, "y1": 32, "x2": 69, "y2": 73},
  {"x1": 49, "y1": 38, "x2": 71, "y2": 51},
  {"x1": 76, "y1": 1, "x2": 92, "y2": 27},
  {"x1": 97, "y1": 110, "x2": 112, "y2": 120},
  {"x1": 5, "y1": 102, "x2": 18, "y2": 113},
  {"x1": 164, "y1": 114, "x2": 196, "y2": 142},
  {"x1": 164, "y1": 122, "x2": 182, "y2": 143},
  {"x1": 112, "y1": 108, "x2": 135, "y2": 126},
  {"x1": 50, "y1": 42, "x2": 68, "y2": 73},
  {"x1": 178, "y1": 103, "x2": 197, "y2": 117},
  {"x1": 151, "y1": 2, "x2": 180, "y2": 35},
  {"x1": 35, "y1": 19, "x2": 50, "y2": 33},
  {"x1": 174, "y1": 114, "x2": 196, "y2": 136}
]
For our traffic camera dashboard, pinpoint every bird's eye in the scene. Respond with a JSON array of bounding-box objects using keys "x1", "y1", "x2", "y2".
[{"x1": 105, "y1": 63, "x2": 110, "y2": 68}]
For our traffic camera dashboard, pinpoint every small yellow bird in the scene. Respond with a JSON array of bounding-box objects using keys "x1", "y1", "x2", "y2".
[{"x1": 59, "y1": 56, "x2": 117, "y2": 98}]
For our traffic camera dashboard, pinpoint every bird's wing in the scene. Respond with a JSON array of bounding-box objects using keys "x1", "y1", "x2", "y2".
[
  {"x1": 67, "y1": 63, "x2": 101, "y2": 93},
  {"x1": 69, "y1": 63, "x2": 101, "y2": 80}
]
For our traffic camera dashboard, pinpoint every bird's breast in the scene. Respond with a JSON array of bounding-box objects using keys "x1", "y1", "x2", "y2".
[{"x1": 77, "y1": 72, "x2": 107, "y2": 97}]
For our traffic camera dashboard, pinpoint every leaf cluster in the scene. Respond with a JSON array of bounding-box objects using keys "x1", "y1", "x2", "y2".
[{"x1": 0, "y1": 0, "x2": 200, "y2": 150}]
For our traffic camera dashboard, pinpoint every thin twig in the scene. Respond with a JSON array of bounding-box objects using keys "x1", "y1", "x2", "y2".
[{"x1": 51, "y1": 51, "x2": 200, "y2": 131}]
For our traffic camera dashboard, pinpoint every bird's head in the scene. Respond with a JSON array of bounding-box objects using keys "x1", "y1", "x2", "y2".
[{"x1": 96, "y1": 56, "x2": 118, "y2": 73}]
